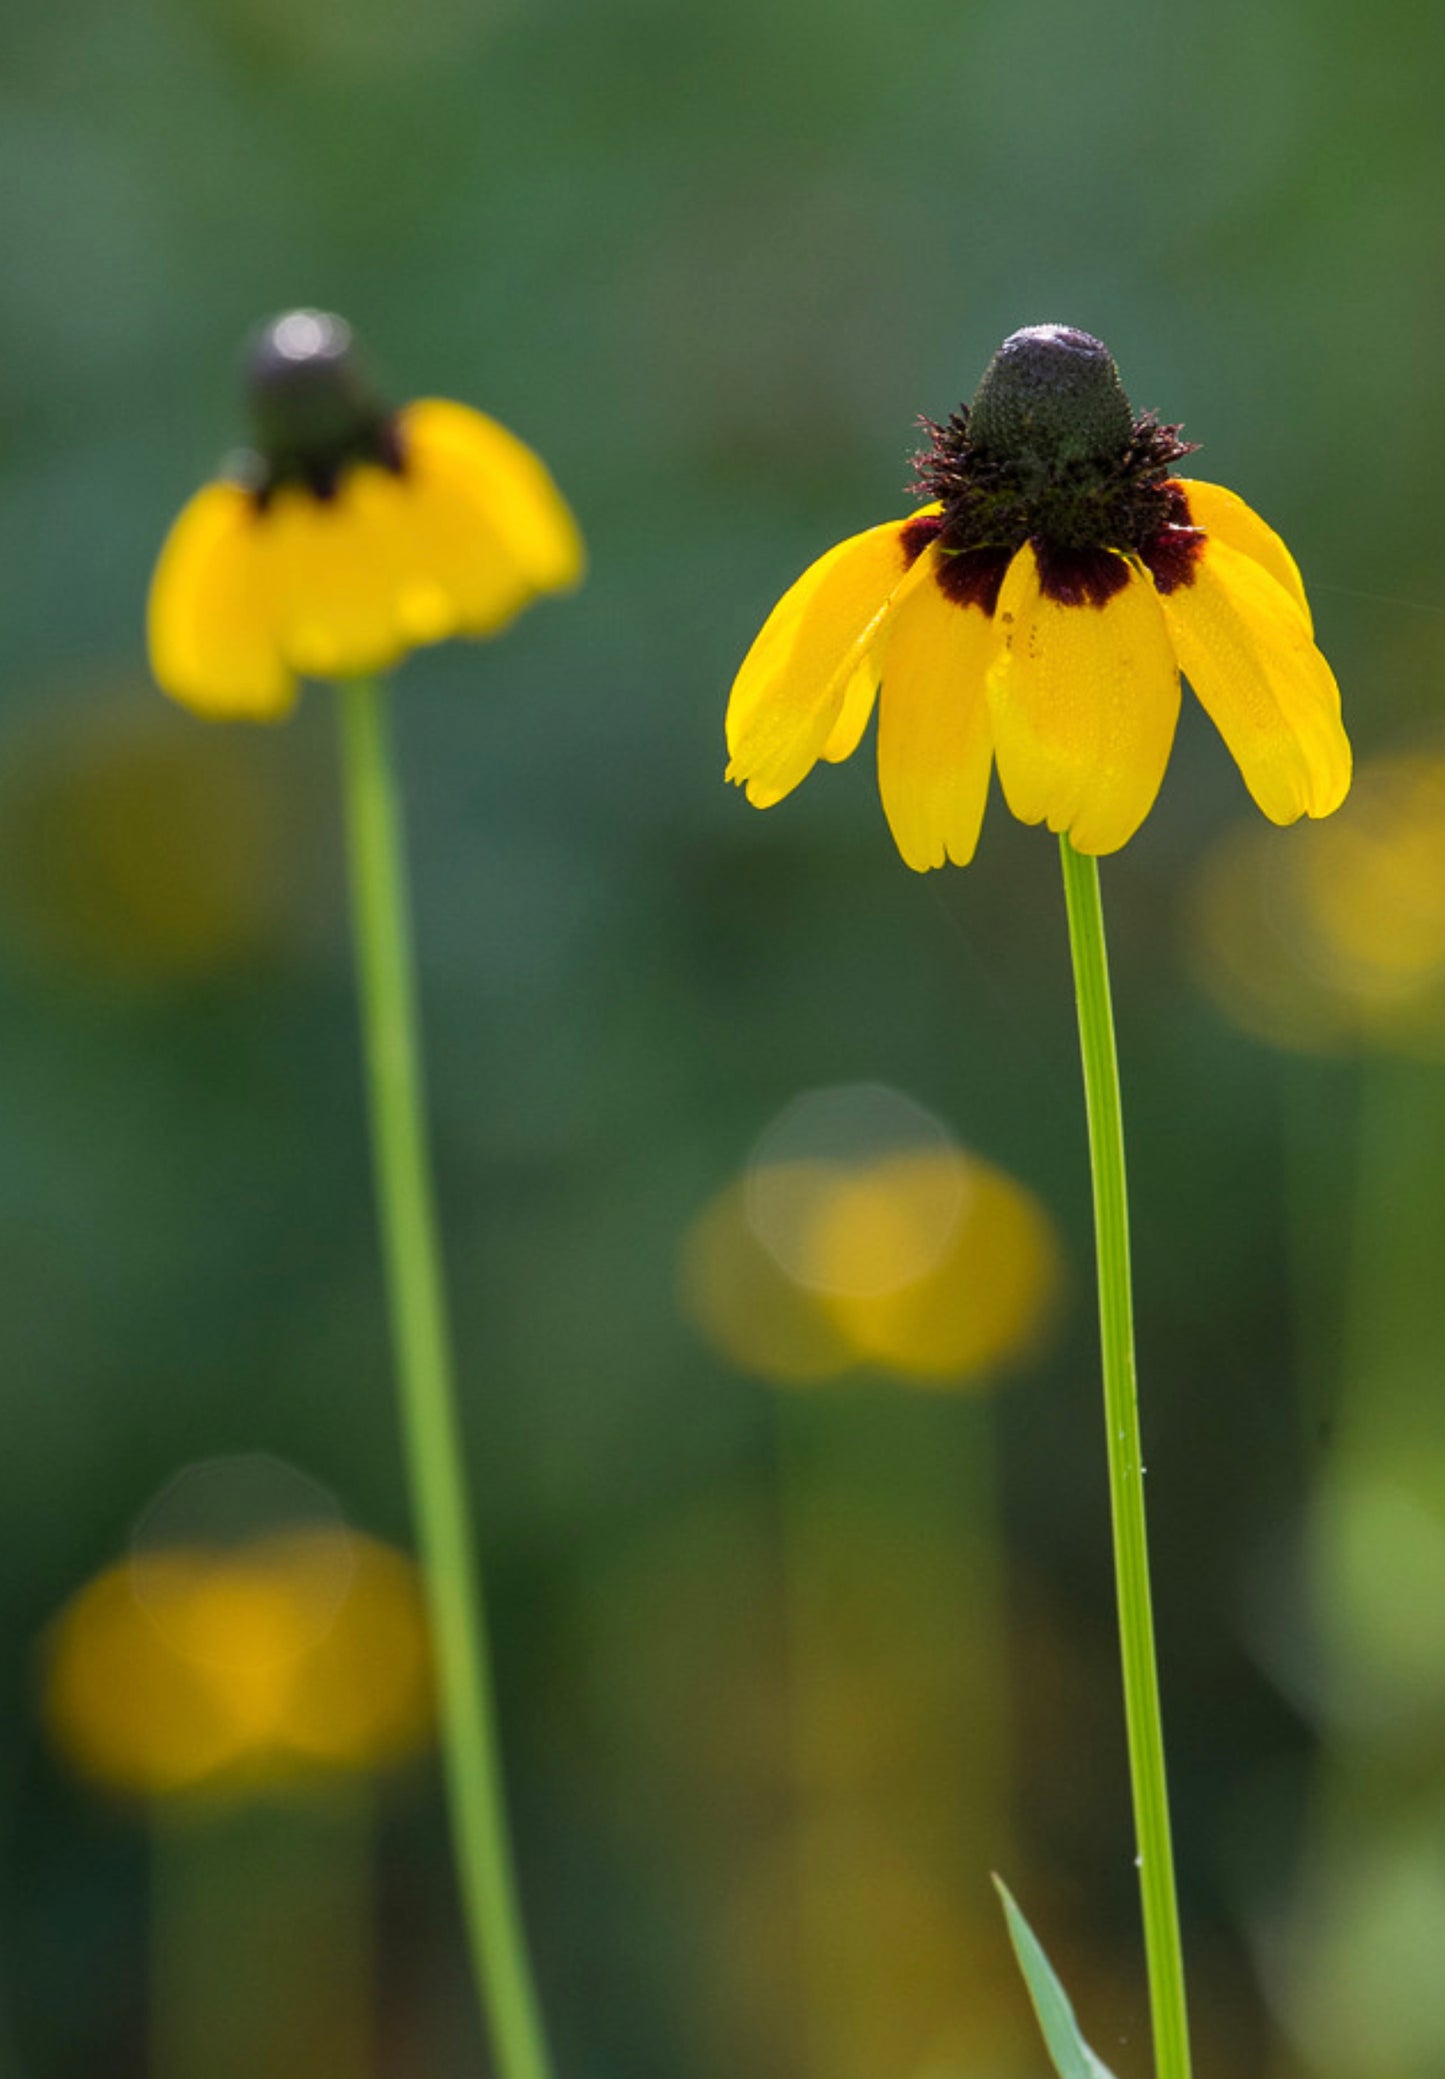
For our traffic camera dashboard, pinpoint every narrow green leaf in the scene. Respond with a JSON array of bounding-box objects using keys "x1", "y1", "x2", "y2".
[{"x1": 993, "y1": 1875, "x2": 1120, "y2": 2079}]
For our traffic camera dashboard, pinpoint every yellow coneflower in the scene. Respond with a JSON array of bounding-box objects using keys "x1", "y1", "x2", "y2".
[
  {"x1": 681, "y1": 1143, "x2": 1060, "y2": 1388},
  {"x1": 44, "y1": 1530, "x2": 433, "y2": 1798},
  {"x1": 726, "y1": 324, "x2": 1351, "y2": 866},
  {"x1": 1191, "y1": 749, "x2": 1445, "y2": 1058},
  {"x1": 148, "y1": 309, "x2": 582, "y2": 719},
  {"x1": 145, "y1": 311, "x2": 575, "y2": 2079}
]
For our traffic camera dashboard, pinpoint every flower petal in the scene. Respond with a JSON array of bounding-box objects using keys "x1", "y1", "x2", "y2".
[
  {"x1": 399, "y1": 399, "x2": 584, "y2": 598},
  {"x1": 726, "y1": 518, "x2": 925, "y2": 808},
  {"x1": 372, "y1": 452, "x2": 537, "y2": 644},
  {"x1": 147, "y1": 484, "x2": 295, "y2": 721},
  {"x1": 987, "y1": 546, "x2": 1180, "y2": 854},
  {"x1": 1174, "y1": 478, "x2": 1312, "y2": 629},
  {"x1": 1158, "y1": 534, "x2": 1351, "y2": 823},
  {"x1": 875, "y1": 579, "x2": 995, "y2": 871},
  {"x1": 820, "y1": 662, "x2": 880, "y2": 764},
  {"x1": 257, "y1": 470, "x2": 410, "y2": 680}
]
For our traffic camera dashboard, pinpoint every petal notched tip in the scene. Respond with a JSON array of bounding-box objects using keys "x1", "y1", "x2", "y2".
[
  {"x1": 722, "y1": 754, "x2": 786, "y2": 809},
  {"x1": 724, "y1": 518, "x2": 922, "y2": 810},
  {"x1": 1158, "y1": 536, "x2": 1351, "y2": 829}
]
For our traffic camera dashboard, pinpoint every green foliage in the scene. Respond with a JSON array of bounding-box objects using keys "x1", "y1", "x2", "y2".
[{"x1": 994, "y1": 1876, "x2": 1119, "y2": 2079}]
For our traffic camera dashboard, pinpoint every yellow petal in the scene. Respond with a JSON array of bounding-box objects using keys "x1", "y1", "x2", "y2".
[
  {"x1": 44, "y1": 1560, "x2": 248, "y2": 1794},
  {"x1": 1158, "y1": 535, "x2": 1351, "y2": 824},
  {"x1": 257, "y1": 471, "x2": 411, "y2": 680},
  {"x1": 874, "y1": 578, "x2": 995, "y2": 871},
  {"x1": 399, "y1": 399, "x2": 584, "y2": 595},
  {"x1": 147, "y1": 484, "x2": 295, "y2": 721},
  {"x1": 1175, "y1": 478, "x2": 1312, "y2": 630},
  {"x1": 986, "y1": 547, "x2": 1180, "y2": 855},
  {"x1": 820, "y1": 661, "x2": 880, "y2": 763},
  {"x1": 372, "y1": 451, "x2": 537, "y2": 644},
  {"x1": 725, "y1": 518, "x2": 928, "y2": 809}
]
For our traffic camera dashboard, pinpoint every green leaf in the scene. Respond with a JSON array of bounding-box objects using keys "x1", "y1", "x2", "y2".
[{"x1": 993, "y1": 1875, "x2": 1120, "y2": 2079}]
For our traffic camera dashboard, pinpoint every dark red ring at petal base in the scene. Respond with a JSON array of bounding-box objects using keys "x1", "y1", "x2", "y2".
[
  {"x1": 1033, "y1": 540, "x2": 1130, "y2": 608},
  {"x1": 900, "y1": 512, "x2": 945, "y2": 565},
  {"x1": 1138, "y1": 523, "x2": 1205, "y2": 594},
  {"x1": 935, "y1": 546, "x2": 1012, "y2": 614},
  {"x1": 900, "y1": 515, "x2": 1011, "y2": 615}
]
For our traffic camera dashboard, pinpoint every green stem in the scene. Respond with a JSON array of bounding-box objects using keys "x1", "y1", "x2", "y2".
[
  {"x1": 150, "y1": 1794, "x2": 373, "y2": 2079},
  {"x1": 1058, "y1": 837, "x2": 1191, "y2": 2079},
  {"x1": 335, "y1": 677, "x2": 553, "y2": 2079}
]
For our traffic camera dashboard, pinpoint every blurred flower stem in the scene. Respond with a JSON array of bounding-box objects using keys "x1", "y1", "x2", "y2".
[
  {"x1": 336, "y1": 677, "x2": 553, "y2": 2079},
  {"x1": 151, "y1": 1794, "x2": 372, "y2": 2079},
  {"x1": 774, "y1": 1387, "x2": 1019, "y2": 2079},
  {"x1": 1059, "y1": 836, "x2": 1192, "y2": 2079}
]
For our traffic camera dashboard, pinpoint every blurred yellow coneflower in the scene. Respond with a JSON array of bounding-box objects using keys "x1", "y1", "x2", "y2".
[
  {"x1": 45, "y1": 1528, "x2": 432, "y2": 1799},
  {"x1": 148, "y1": 309, "x2": 582, "y2": 720}
]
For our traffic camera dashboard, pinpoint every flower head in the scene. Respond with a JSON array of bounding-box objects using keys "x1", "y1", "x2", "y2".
[
  {"x1": 725, "y1": 324, "x2": 1351, "y2": 867},
  {"x1": 1191, "y1": 747, "x2": 1445, "y2": 1059},
  {"x1": 149, "y1": 310, "x2": 584, "y2": 721},
  {"x1": 681, "y1": 1082, "x2": 1061, "y2": 1387},
  {"x1": 44, "y1": 1527, "x2": 434, "y2": 1798}
]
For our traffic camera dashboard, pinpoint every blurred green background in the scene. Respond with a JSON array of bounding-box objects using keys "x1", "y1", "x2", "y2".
[{"x1": 4, "y1": 0, "x2": 1445, "y2": 2073}]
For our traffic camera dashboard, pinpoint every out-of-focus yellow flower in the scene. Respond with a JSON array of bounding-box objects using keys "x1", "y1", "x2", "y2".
[
  {"x1": 0, "y1": 704, "x2": 295, "y2": 984},
  {"x1": 726, "y1": 324, "x2": 1350, "y2": 866},
  {"x1": 44, "y1": 1529, "x2": 433, "y2": 1798},
  {"x1": 811, "y1": 1149, "x2": 1061, "y2": 1381},
  {"x1": 682, "y1": 1134, "x2": 1061, "y2": 1388},
  {"x1": 148, "y1": 310, "x2": 583, "y2": 721},
  {"x1": 1190, "y1": 749, "x2": 1445, "y2": 1057},
  {"x1": 679, "y1": 1167, "x2": 860, "y2": 1386}
]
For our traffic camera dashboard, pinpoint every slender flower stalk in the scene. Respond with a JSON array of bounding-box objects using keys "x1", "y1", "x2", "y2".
[
  {"x1": 336, "y1": 675, "x2": 553, "y2": 2079},
  {"x1": 1059, "y1": 834, "x2": 1191, "y2": 2079},
  {"x1": 723, "y1": 325, "x2": 1348, "y2": 2075}
]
